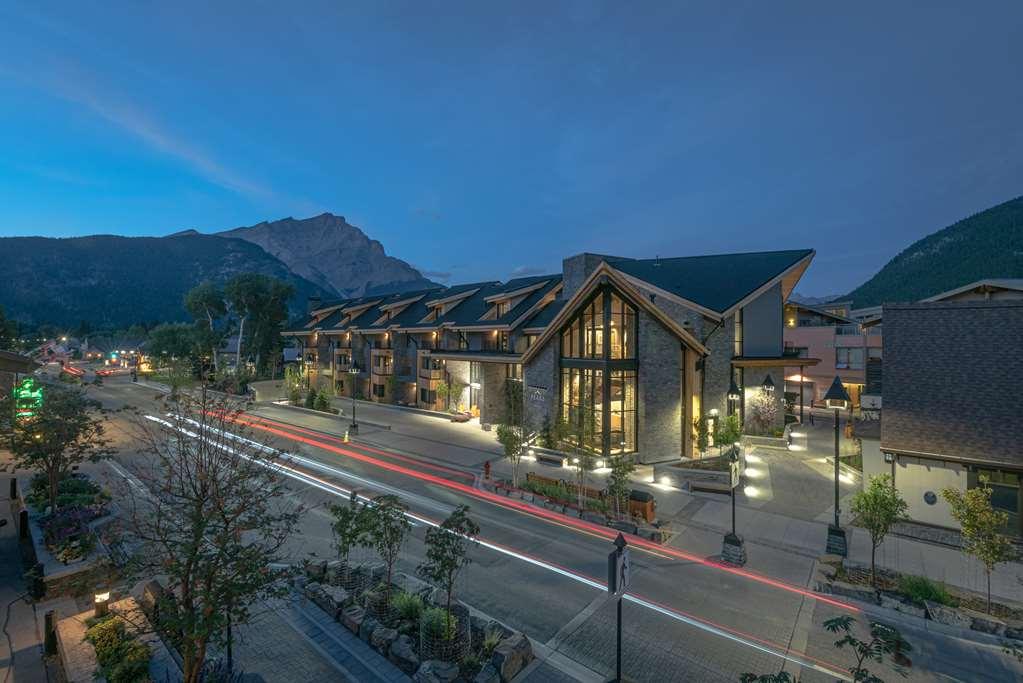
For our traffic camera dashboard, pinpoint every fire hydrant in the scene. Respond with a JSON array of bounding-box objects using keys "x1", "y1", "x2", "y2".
[{"x1": 484, "y1": 460, "x2": 491, "y2": 480}]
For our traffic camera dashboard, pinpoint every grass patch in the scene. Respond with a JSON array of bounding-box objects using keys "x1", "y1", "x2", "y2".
[{"x1": 898, "y1": 575, "x2": 956, "y2": 607}]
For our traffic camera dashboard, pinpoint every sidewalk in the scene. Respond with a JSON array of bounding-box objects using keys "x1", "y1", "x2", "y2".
[{"x1": 1, "y1": 480, "x2": 49, "y2": 683}]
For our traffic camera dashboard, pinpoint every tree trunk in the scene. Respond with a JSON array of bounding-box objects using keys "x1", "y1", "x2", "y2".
[
  {"x1": 207, "y1": 310, "x2": 219, "y2": 374},
  {"x1": 871, "y1": 543, "x2": 877, "y2": 587},
  {"x1": 987, "y1": 570, "x2": 992, "y2": 614},
  {"x1": 48, "y1": 467, "x2": 60, "y2": 511},
  {"x1": 235, "y1": 316, "x2": 246, "y2": 374}
]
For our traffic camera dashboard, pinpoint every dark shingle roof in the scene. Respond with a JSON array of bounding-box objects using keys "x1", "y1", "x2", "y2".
[
  {"x1": 612, "y1": 249, "x2": 813, "y2": 313},
  {"x1": 881, "y1": 301, "x2": 1023, "y2": 467},
  {"x1": 523, "y1": 299, "x2": 566, "y2": 329}
]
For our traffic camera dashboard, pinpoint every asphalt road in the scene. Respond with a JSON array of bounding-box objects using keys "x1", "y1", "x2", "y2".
[{"x1": 82, "y1": 372, "x2": 1022, "y2": 683}]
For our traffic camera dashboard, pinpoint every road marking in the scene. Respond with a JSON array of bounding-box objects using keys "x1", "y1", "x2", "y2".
[{"x1": 144, "y1": 415, "x2": 853, "y2": 681}]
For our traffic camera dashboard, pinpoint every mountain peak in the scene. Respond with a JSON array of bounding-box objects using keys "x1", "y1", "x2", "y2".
[{"x1": 218, "y1": 213, "x2": 437, "y2": 297}]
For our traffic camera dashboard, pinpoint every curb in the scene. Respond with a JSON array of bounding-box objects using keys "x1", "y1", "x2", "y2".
[{"x1": 265, "y1": 402, "x2": 392, "y2": 431}]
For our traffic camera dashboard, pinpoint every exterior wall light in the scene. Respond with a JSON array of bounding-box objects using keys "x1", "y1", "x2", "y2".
[{"x1": 727, "y1": 379, "x2": 741, "y2": 401}]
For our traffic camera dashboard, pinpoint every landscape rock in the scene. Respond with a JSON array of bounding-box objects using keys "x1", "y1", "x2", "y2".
[
  {"x1": 313, "y1": 585, "x2": 350, "y2": 619},
  {"x1": 490, "y1": 633, "x2": 533, "y2": 682},
  {"x1": 473, "y1": 664, "x2": 501, "y2": 683},
  {"x1": 816, "y1": 563, "x2": 838, "y2": 580},
  {"x1": 963, "y1": 609, "x2": 1006, "y2": 636},
  {"x1": 305, "y1": 559, "x2": 327, "y2": 581},
  {"x1": 1004, "y1": 622, "x2": 1023, "y2": 641},
  {"x1": 367, "y1": 563, "x2": 387, "y2": 584},
  {"x1": 829, "y1": 581, "x2": 878, "y2": 605},
  {"x1": 580, "y1": 511, "x2": 606, "y2": 525},
  {"x1": 925, "y1": 601, "x2": 972, "y2": 628},
  {"x1": 414, "y1": 659, "x2": 460, "y2": 683},
  {"x1": 341, "y1": 605, "x2": 365, "y2": 634},
  {"x1": 370, "y1": 625, "x2": 398, "y2": 655},
  {"x1": 388, "y1": 634, "x2": 420, "y2": 675},
  {"x1": 397, "y1": 572, "x2": 432, "y2": 598},
  {"x1": 360, "y1": 616, "x2": 380, "y2": 643},
  {"x1": 879, "y1": 594, "x2": 926, "y2": 619},
  {"x1": 818, "y1": 554, "x2": 844, "y2": 567},
  {"x1": 140, "y1": 580, "x2": 166, "y2": 614},
  {"x1": 609, "y1": 520, "x2": 638, "y2": 535}
]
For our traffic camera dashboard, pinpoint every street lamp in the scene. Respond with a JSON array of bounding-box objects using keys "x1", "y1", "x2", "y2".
[
  {"x1": 721, "y1": 444, "x2": 746, "y2": 566},
  {"x1": 347, "y1": 362, "x2": 360, "y2": 434},
  {"x1": 823, "y1": 376, "x2": 851, "y2": 556},
  {"x1": 761, "y1": 374, "x2": 775, "y2": 393},
  {"x1": 727, "y1": 377, "x2": 741, "y2": 416}
]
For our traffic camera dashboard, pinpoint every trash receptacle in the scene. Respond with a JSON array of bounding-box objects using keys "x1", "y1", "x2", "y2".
[{"x1": 628, "y1": 489, "x2": 655, "y2": 523}]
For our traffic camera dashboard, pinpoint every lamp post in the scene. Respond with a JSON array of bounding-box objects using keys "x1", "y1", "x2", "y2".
[
  {"x1": 721, "y1": 444, "x2": 746, "y2": 566},
  {"x1": 823, "y1": 376, "x2": 851, "y2": 556},
  {"x1": 761, "y1": 374, "x2": 775, "y2": 393},
  {"x1": 348, "y1": 362, "x2": 360, "y2": 434},
  {"x1": 727, "y1": 378, "x2": 741, "y2": 417}
]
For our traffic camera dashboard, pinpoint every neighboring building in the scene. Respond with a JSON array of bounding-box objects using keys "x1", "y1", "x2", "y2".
[
  {"x1": 782, "y1": 302, "x2": 881, "y2": 409},
  {"x1": 919, "y1": 278, "x2": 1023, "y2": 303},
  {"x1": 864, "y1": 301, "x2": 1023, "y2": 537},
  {"x1": 286, "y1": 248, "x2": 815, "y2": 464},
  {"x1": 0, "y1": 349, "x2": 38, "y2": 397}
]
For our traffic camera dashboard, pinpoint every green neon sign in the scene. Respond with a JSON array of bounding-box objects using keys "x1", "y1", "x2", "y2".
[{"x1": 12, "y1": 377, "x2": 43, "y2": 420}]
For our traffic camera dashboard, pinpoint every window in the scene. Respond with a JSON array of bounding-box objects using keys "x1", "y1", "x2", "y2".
[
  {"x1": 557, "y1": 287, "x2": 639, "y2": 456},
  {"x1": 373, "y1": 383, "x2": 386, "y2": 398},
  {"x1": 506, "y1": 363, "x2": 522, "y2": 380},
  {"x1": 560, "y1": 367, "x2": 604, "y2": 453},
  {"x1": 971, "y1": 469, "x2": 1020, "y2": 536},
  {"x1": 733, "y1": 308, "x2": 743, "y2": 357},
  {"x1": 497, "y1": 301, "x2": 510, "y2": 317},
  {"x1": 836, "y1": 348, "x2": 865, "y2": 370},
  {"x1": 419, "y1": 388, "x2": 436, "y2": 404}
]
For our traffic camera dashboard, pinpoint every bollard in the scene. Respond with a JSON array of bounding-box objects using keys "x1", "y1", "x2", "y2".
[
  {"x1": 9, "y1": 477, "x2": 16, "y2": 500},
  {"x1": 44, "y1": 610, "x2": 57, "y2": 655}
]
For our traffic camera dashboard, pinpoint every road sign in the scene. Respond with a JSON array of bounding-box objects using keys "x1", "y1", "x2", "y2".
[{"x1": 607, "y1": 546, "x2": 631, "y2": 597}]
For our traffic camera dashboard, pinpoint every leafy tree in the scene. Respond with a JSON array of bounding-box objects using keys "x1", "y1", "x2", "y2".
[
  {"x1": 247, "y1": 278, "x2": 294, "y2": 376},
  {"x1": 417, "y1": 505, "x2": 480, "y2": 637},
  {"x1": 184, "y1": 281, "x2": 227, "y2": 374},
  {"x1": 718, "y1": 414, "x2": 742, "y2": 454},
  {"x1": 365, "y1": 494, "x2": 411, "y2": 605},
  {"x1": 749, "y1": 390, "x2": 778, "y2": 435},
  {"x1": 126, "y1": 388, "x2": 303, "y2": 683},
  {"x1": 314, "y1": 390, "x2": 331, "y2": 412},
  {"x1": 6, "y1": 385, "x2": 113, "y2": 510},
  {"x1": 495, "y1": 423, "x2": 524, "y2": 488},
  {"x1": 694, "y1": 417, "x2": 709, "y2": 453},
  {"x1": 851, "y1": 474, "x2": 908, "y2": 586},
  {"x1": 284, "y1": 365, "x2": 304, "y2": 406},
  {"x1": 942, "y1": 480, "x2": 1018, "y2": 613},
  {"x1": 329, "y1": 492, "x2": 370, "y2": 569},
  {"x1": 147, "y1": 323, "x2": 199, "y2": 360},
  {"x1": 224, "y1": 274, "x2": 270, "y2": 374},
  {"x1": 563, "y1": 411, "x2": 597, "y2": 509},
  {"x1": 606, "y1": 456, "x2": 635, "y2": 517},
  {"x1": 825, "y1": 615, "x2": 912, "y2": 682},
  {"x1": 435, "y1": 381, "x2": 450, "y2": 410}
]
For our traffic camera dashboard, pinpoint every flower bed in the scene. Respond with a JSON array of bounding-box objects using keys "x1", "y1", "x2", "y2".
[{"x1": 297, "y1": 560, "x2": 534, "y2": 681}]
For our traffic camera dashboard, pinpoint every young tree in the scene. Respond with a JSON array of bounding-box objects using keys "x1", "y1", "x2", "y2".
[
  {"x1": 825, "y1": 615, "x2": 912, "y2": 682},
  {"x1": 606, "y1": 456, "x2": 636, "y2": 517},
  {"x1": 435, "y1": 381, "x2": 450, "y2": 411},
  {"x1": 125, "y1": 387, "x2": 303, "y2": 683},
  {"x1": 365, "y1": 494, "x2": 411, "y2": 606},
  {"x1": 8, "y1": 385, "x2": 113, "y2": 510},
  {"x1": 247, "y1": 278, "x2": 294, "y2": 376},
  {"x1": 718, "y1": 414, "x2": 742, "y2": 456},
  {"x1": 417, "y1": 505, "x2": 480, "y2": 636},
  {"x1": 184, "y1": 281, "x2": 226, "y2": 374},
  {"x1": 495, "y1": 423, "x2": 524, "y2": 487},
  {"x1": 851, "y1": 474, "x2": 908, "y2": 586},
  {"x1": 563, "y1": 411, "x2": 597, "y2": 509},
  {"x1": 329, "y1": 492, "x2": 370, "y2": 574},
  {"x1": 942, "y1": 480, "x2": 1018, "y2": 613},
  {"x1": 749, "y1": 390, "x2": 778, "y2": 435}
]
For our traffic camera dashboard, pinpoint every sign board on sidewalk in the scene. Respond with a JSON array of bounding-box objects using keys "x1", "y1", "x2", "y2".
[
  {"x1": 607, "y1": 548, "x2": 631, "y2": 597},
  {"x1": 729, "y1": 457, "x2": 741, "y2": 490}
]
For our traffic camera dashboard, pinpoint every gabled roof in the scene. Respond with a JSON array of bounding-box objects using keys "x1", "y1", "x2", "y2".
[
  {"x1": 880, "y1": 300, "x2": 1023, "y2": 468},
  {"x1": 921, "y1": 278, "x2": 1023, "y2": 303},
  {"x1": 612, "y1": 249, "x2": 814, "y2": 317},
  {"x1": 521, "y1": 262, "x2": 707, "y2": 364},
  {"x1": 522, "y1": 299, "x2": 566, "y2": 331},
  {"x1": 785, "y1": 301, "x2": 856, "y2": 325},
  {"x1": 435, "y1": 282, "x2": 507, "y2": 327}
]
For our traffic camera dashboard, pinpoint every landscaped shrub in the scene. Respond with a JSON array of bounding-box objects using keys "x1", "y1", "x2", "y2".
[
  {"x1": 420, "y1": 606, "x2": 457, "y2": 641},
  {"x1": 26, "y1": 474, "x2": 109, "y2": 512},
  {"x1": 85, "y1": 615, "x2": 151, "y2": 683},
  {"x1": 391, "y1": 591, "x2": 424, "y2": 622},
  {"x1": 898, "y1": 575, "x2": 956, "y2": 607},
  {"x1": 304, "y1": 388, "x2": 317, "y2": 409},
  {"x1": 314, "y1": 390, "x2": 331, "y2": 412}
]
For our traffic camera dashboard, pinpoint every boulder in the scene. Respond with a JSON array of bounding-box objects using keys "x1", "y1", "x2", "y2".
[
  {"x1": 816, "y1": 563, "x2": 838, "y2": 580},
  {"x1": 609, "y1": 520, "x2": 638, "y2": 535},
  {"x1": 341, "y1": 605, "x2": 365, "y2": 634},
  {"x1": 314, "y1": 585, "x2": 350, "y2": 619},
  {"x1": 388, "y1": 634, "x2": 420, "y2": 675},
  {"x1": 829, "y1": 581, "x2": 878, "y2": 605},
  {"x1": 414, "y1": 660, "x2": 460, "y2": 683},
  {"x1": 306, "y1": 559, "x2": 327, "y2": 581},
  {"x1": 490, "y1": 633, "x2": 533, "y2": 682},
  {"x1": 1004, "y1": 621, "x2": 1023, "y2": 641},
  {"x1": 879, "y1": 593, "x2": 926, "y2": 619},
  {"x1": 397, "y1": 572, "x2": 432, "y2": 598},
  {"x1": 360, "y1": 616, "x2": 380, "y2": 643},
  {"x1": 473, "y1": 664, "x2": 501, "y2": 683},
  {"x1": 367, "y1": 563, "x2": 388, "y2": 584},
  {"x1": 370, "y1": 625, "x2": 398, "y2": 655},
  {"x1": 304, "y1": 581, "x2": 325, "y2": 603},
  {"x1": 963, "y1": 609, "x2": 1006, "y2": 636},
  {"x1": 817, "y1": 554, "x2": 845, "y2": 567},
  {"x1": 925, "y1": 601, "x2": 972, "y2": 629}
]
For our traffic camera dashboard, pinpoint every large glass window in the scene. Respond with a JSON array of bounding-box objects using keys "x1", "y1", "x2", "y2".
[
  {"x1": 733, "y1": 308, "x2": 744, "y2": 357},
  {"x1": 558, "y1": 288, "x2": 638, "y2": 455}
]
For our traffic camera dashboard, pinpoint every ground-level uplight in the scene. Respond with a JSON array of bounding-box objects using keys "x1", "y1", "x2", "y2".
[{"x1": 94, "y1": 591, "x2": 111, "y2": 618}]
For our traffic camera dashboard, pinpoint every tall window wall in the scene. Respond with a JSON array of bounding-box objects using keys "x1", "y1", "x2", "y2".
[{"x1": 559, "y1": 288, "x2": 638, "y2": 456}]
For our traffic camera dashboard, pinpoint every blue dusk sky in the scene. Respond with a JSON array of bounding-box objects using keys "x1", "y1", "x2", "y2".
[{"x1": 1, "y1": 2, "x2": 1021, "y2": 295}]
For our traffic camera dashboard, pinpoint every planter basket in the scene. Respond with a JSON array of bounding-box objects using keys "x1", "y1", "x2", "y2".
[{"x1": 419, "y1": 612, "x2": 472, "y2": 664}]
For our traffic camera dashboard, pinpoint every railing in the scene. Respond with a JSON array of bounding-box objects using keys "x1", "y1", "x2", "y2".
[{"x1": 419, "y1": 367, "x2": 444, "y2": 381}]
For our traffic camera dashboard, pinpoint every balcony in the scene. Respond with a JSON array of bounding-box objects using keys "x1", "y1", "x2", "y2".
[{"x1": 371, "y1": 348, "x2": 393, "y2": 376}]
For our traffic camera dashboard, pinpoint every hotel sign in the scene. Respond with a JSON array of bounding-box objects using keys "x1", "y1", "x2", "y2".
[{"x1": 526, "y1": 385, "x2": 548, "y2": 403}]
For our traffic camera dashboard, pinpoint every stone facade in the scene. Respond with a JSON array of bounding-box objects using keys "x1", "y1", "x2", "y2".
[
  {"x1": 635, "y1": 309, "x2": 683, "y2": 464},
  {"x1": 522, "y1": 340, "x2": 557, "y2": 432},
  {"x1": 480, "y1": 362, "x2": 508, "y2": 426}
]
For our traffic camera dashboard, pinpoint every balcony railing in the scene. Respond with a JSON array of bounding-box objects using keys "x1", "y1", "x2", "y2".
[{"x1": 419, "y1": 367, "x2": 444, "y2": 381}]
